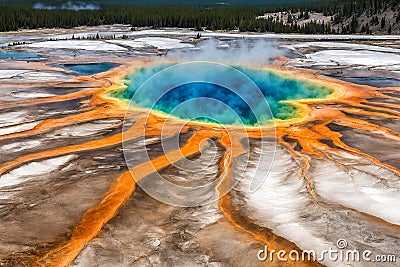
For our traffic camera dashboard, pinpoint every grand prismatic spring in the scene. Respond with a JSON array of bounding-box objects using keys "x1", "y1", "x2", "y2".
[{"x1": 0, "y1": 31, "x2": 399, "y2": 266}]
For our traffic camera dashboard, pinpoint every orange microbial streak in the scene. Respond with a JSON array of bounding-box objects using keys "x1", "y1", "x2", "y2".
[
  {"x1": 33, "y1": 130, "x2": 213, "y2": 267},
  {"x1": 33, "y1": 171, "x2": 136, "y2": 267},
  {"x1": 217, "y1": 134, "x2": 323, "y2": 266},
  {"x1": 1, "y1": 58, "x2": 399, "y2": 266}
]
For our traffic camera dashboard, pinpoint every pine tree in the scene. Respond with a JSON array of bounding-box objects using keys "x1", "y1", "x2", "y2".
[
  {"x1": 195, "y1": 22, "x2": 202, "y2": 31},
  {"x1": 304, "y1": 11, "x2": 310, "y2": 20},
  {"x1": 381, "y1": 17, "x2": 386, "y2": 29}
]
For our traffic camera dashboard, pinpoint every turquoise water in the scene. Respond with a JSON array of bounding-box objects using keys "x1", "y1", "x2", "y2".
[
  {"x1": 63, "y1": 63, "x2": 119, "y2": 75},
  {"x1": 0, "y1": 50, "x2": 40, "y2": 59},
  {"x1": 114, "y1": 63, "x2": 333, "y2": 126}
]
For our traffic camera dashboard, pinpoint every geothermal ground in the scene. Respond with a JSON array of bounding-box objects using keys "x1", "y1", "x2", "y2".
[{"x1": 0, "y1": 25, "x2": 400, "y2": 267}]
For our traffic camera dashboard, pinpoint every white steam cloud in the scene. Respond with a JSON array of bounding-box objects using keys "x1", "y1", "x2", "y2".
[
  {"x1": 33, "y1": 1, "x2": 100, "y2": 11},
  {"x1": 167, "y1": 38, "x2": 285, "y2": 65}
]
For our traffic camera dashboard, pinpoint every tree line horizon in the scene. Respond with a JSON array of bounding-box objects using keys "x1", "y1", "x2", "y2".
[{"x1": 0, "y1": 0, "x2": 399, "y2": 34}]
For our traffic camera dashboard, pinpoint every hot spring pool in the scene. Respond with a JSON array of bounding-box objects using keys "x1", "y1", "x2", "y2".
[
  {"x1": 63, "y1": 63, "x2": 119, "y2": 75},
  {"x1": 113, "y1": 62, "x2": 334, "y2": 126},
  {"x1": 0, "y1": 50, "x2": 40, "y2": 60}
]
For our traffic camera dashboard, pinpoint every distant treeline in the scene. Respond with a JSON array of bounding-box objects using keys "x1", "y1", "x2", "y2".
[
  {"x1": 0, "y1": 6, "x2": 274, "y2": 32},
  {"x1": 0, "y1": 0, "x2": 399, "y2": 33}
]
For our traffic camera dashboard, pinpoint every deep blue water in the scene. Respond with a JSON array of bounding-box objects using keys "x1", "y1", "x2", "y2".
[
  {"x1": 0, "y1": 50, "x2": 40, "y2": 59},
  {"x1": 63, "y1": 63, "x2": 119, "y2": 75},
  {"x1": 115, "y1": 63, "x2": 333, "y2": 125}
]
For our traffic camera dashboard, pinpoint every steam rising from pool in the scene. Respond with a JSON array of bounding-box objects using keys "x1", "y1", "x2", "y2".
[{"x1": 168, "y1": 39, "x2": 284, "y2": 65}]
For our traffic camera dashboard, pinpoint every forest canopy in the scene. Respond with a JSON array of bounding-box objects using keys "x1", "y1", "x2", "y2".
[{"x1": 0, "y1": 0, "x2": 399, "y2": 33}]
